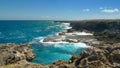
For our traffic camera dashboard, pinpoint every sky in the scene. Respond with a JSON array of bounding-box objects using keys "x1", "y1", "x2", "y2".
[{"x1": 0, "y1": 0, "x2": 120, "y2": 20}]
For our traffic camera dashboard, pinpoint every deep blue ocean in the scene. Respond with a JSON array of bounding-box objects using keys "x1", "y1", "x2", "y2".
[{"x1": 0, "y1": 20, "x2": 87, "y2": 65}]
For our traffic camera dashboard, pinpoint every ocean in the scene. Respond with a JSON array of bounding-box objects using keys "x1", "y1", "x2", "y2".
[{"x1": 0, "y1": 20, "x2": 88, "y2": 64}]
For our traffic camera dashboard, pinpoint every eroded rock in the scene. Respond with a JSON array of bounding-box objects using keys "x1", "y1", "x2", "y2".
[
  {"x1": 49, "y1": 43, "x2": 120, "y2": 68},
  {"x1": 0, "y1": 43, "x2": 35, "y2": 65}
]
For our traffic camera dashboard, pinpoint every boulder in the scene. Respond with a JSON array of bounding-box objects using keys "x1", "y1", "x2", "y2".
[{"x1": 43, "y1": 36, "x2": 65, "y2": 42}]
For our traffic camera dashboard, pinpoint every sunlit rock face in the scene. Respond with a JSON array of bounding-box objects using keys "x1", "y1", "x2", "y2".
[
  {"x1": 43, "y1": 31, "x2": 95, "y2": 43},
  {"x1": 0, "y1": 43, "x2": 35, "y2": 65}
]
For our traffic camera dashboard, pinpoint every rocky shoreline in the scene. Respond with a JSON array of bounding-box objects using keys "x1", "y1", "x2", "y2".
[
  {"x1": 0, "y1": 43, "x2": 48, "y2": 68},
  {"x1": 49, "y1": 19, "x2": 120, "y2": 68},
  {"x1": 61, "y1": 19, "x2": 120, "y2": 43},
  {"x1": 49, "y1": 43, "x2": 120, "y2": 68},
  {"x1": 0, "y1": 19, "x2": 120, "y2": 68},
  {"x1": 0, "y1": 43, "x2": 120, "y2": 68}
]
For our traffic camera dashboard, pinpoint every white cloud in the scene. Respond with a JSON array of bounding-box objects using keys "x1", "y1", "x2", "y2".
[
  {"x1": 83, "y1": 9, "x2": 90, "y2": 12},
  {"x1": 101, "y1": 8, "x2": 119, "y2": 13}
]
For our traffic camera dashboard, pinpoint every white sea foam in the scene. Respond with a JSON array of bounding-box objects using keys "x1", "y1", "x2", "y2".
[
  {"x1": 54, "y1": 43, "x2": 89, "y2": 48},
  {"x1": 31, "y1": 36, "x2": 90, "y2": 48},
  {"x1": 64, "y1": 32, "x2": 93, "y2": 36},
  {"x1": 31, "y1": 36, "x2": 68, "y2": 45},
  {"x1": 31, "y1": 22, "x2": 91, "y2": 48},
  {"x1": 30, "y1": 37, "x2": 45, "y2": 44},
  {"x1": 55, "y1": 23, "x2": 72, "y2": 35},
  {"x1": 74, "y1": 43, "x2": 91, "y2": 48},
  {"x1": 62, "y1": 23, "x2": 93, "y2": 36},
  {"x1": 74, "y1": 32, "x2": 93, "y2": 35},
  {"x1": 62, "y1": 23, "x2": 72, "y2": 30}
]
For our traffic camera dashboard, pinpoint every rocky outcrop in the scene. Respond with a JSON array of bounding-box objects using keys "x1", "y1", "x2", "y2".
[
  {"x1": 64, "y1": 20, "x2": 120, "y2": 43},
  {"x1": 47, "y1": 20, "x2": 120, "y2": 68},
  {"x1": 75, "y1": 43, "x2": 120, "y2": 68},
  {"x1": 49, "y1": 60, "x2": 76, "y2": 68},
  {"x1": 1, "y1": 42, "x2": 119, "y2": 68},
  {"x1": 50, "y1": 43, "x2": 120, "y2": 68},
  {"x1": 0, "y1": 43, "x2": 48, "y2": 68},
  {"x1": 42, "y1": 31, "x2": 95, "y2": 43},
  {"x1": 66, "y1": 20, "x2": 120, "y2": 32},
  {"x1": 43, "y1": 36, "x2": 65, "y2": 42},
  {"x1": 0, "y1": 60, "x2": 48, "y2": 68},
  {"x1": 0, "y1": 43, "x2": 35, "y2": 65}
]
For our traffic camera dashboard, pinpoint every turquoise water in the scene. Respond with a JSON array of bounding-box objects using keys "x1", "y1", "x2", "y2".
[
  {"x1": 0, "y1": 20, "x2": 86, "y2": 64},
  {"x1": 0, "y1": 20, "x2": 62, "y2": 43}
]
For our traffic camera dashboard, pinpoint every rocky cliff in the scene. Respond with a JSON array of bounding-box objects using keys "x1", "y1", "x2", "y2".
[{"x1": 67, "y1": 20, "x2": 120, "y2": 43}]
